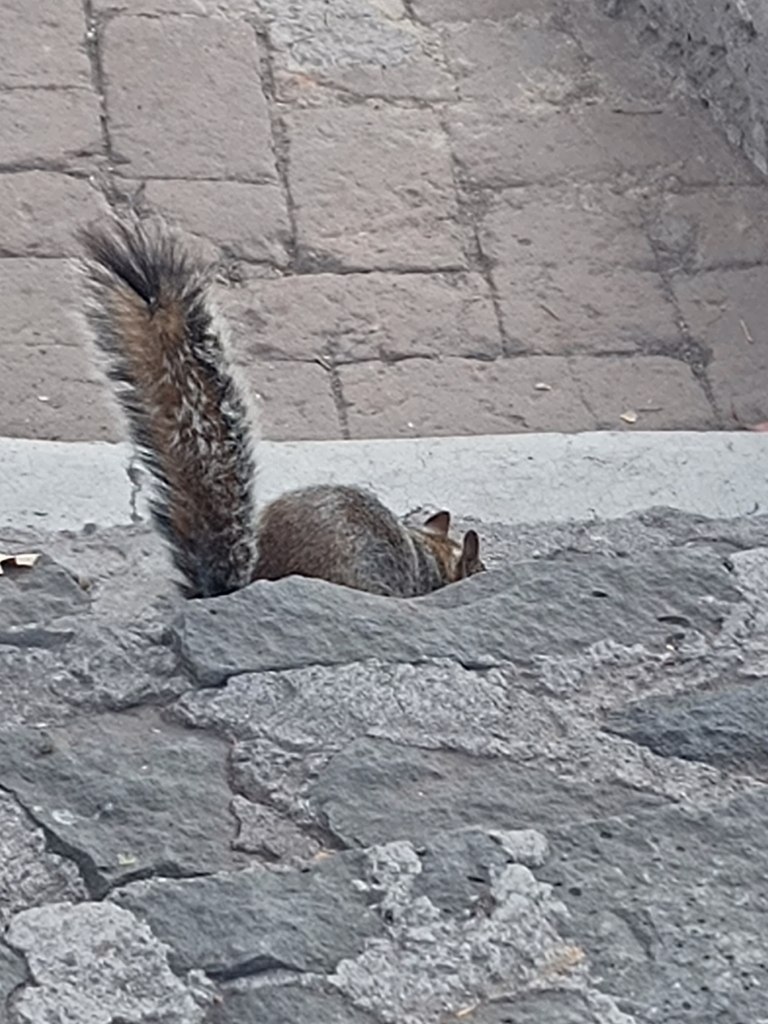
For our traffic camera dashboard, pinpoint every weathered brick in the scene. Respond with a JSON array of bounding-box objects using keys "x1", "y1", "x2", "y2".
[
  {"x1": 0, "y1": 89, "x2": 102, "y2": 170},
  {"x1": 136, "y1": 180, "x2": 291, "y2": 266},
  {"x1": 103, "y1": 16, "x2": 275, "y2": 181},
  {"x1": 0, "y1": 172, "x2": 108, "y2": 257},
  {"x1": 251, "y1": 0, "x2": 455, "y2": 101},
  {"x1": 673, "y1": 268, "x2": 768, "y2": 426},
  {"x1": 649, "y1": 186, "x2": 768, "y2": 272},
  {"x1": 569, "y1": 355, "x2": 716, "y2": 430},
  {"x1": 0, "y1": 260, "x2": 116, "y2": 440},
  {"x1": 232, "y1": 359, "x2": 341, "y2": 441},
  {"x1": 287, "y1": 105, "x2": 466, "y2": 271},
  {"x1": 480, "y1": 189, "x2": 678, "y2": 355},
  {"x1": 217, "y1": 270, "x2": 501, "y2": 363},
  {"x1": 339, "y1": 356, "x2": 596, "y2": 437},
  {"x1": 0, "y1": 0, "x2": 91, "y2": 88}
]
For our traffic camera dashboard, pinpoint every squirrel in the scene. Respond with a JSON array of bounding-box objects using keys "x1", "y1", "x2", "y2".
[{"x1": 80, "y1": 219, "x2": 483, "y2": 599}]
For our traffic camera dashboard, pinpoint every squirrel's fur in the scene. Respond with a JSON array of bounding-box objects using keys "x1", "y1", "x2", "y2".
[{"x1": 81, "y1": 219, "x2": 483, "y2": 598}]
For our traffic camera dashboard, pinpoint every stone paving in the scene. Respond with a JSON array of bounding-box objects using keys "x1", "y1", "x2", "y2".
[{"x1": 1, "y1": 0, "x2": 768, "y2": 444}]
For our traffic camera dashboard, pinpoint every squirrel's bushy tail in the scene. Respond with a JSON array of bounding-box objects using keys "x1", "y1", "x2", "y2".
[{"x1": 81, "y1": 219, "x2": 258, "y2": 597}]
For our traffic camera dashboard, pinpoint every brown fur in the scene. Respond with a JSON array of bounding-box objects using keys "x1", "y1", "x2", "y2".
[{"x1": 81, "y1": 219, "x2": 484, "y2": 598}]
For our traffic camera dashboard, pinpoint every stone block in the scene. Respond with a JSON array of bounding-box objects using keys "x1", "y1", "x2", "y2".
[
  {"x1": 251, "y1": 0, "x2": 455, "y2": 101},
  {"x1": 580, "y1": 102, "x2": 764, "y2": 186},
  {"x1": 673, "y1": 266, "x2": 768, "y2": 425},
  {"x1": 0, "y1": 0, "x2": 91, "y2": 88},
  {"x1": 569, "y1": 355, "x2": 716, "y2": 430},
  {"x1": 136, "y1": 179, "x2": 291, "y2": 266},
  {"x1": 7, "y1": 902, "x2": 204, "y2": 1024},
  {"x1": 648, "y1": 185, "x2": 768, "y2": 272},
  {"x1": 0, "y1": 89, "x2": 102, "y2": 171},
  {"x1": 0, "y1": 259, "x2": 117, "y2": 441},
  {"x1": 218, "y1": 270, "x2": 500, "y2": 363},
  {"x1": 411, "y1": 0, "x2": 546, "y2": 22},
  {"x1": 287, "y1": 105, "x2": 466, "y2": 271},
  {"x1": 233, "y1": 359, "x2": 341, "y2": 440},
  {"x1": 0, "y1": 172, "x2": 109, "y2": 258},
  {"x1": 103, "y1": 16, "x2": 275, "y2": 181},
  {"x1": 339, "y1": 356, "x2": 596, "y2": 437},
  {"x1": 596, "y1": 0, "x2": 768, "y2": 176},
  {"x1": 479, "y1": 190, "x2": 678, "y2": 355}
]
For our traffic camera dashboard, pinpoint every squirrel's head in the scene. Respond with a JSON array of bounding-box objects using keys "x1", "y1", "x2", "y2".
[{"x1": 414, "y1": 510, "x2": 484, "y2": 585}]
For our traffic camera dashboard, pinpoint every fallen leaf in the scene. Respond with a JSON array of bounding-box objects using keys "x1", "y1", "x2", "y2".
[
  {"x1": 620, "y1": 410, "x2": 638, "y2": 424},
  {"x1": 0, "y1": 552, "x2": 41, "y2": 575}
]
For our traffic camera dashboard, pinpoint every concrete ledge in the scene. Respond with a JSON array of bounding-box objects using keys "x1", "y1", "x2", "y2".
[{"x1": 1, "y1": 432, "x2": 767, "y2": 533}]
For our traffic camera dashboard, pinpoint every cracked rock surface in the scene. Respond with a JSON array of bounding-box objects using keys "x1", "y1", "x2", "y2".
[{"x1": 2, "y1": 508, "x2": 768, "y2": 1022}]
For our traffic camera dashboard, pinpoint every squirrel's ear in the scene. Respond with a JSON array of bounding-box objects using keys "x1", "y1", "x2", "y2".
[
  {"x1": 423, "y1": 510, "x2": 451, "y2": 536},
  {"x1": 458, "y1": 530, "x2": 482, "y2": 577}
]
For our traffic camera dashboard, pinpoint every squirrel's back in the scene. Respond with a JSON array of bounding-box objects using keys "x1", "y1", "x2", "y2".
[{"x1": 81, "y1": 220, "x2": 483, "y2": 598}]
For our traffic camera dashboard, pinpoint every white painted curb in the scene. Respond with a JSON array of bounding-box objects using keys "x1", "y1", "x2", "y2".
[{"x1": 1, "y1": 432, "x2": 767, "y2": 532}]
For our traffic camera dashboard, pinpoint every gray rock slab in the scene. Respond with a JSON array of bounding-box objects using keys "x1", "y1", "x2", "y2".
[
  {"x1": 604, "y1": 678, "x2": 768, "y2": 772},
  {"x1": 6, "y1": 901, "x2": 204, "y2": 1024},
  {"x1": 539, "y1": 791, "x2": 768, "y2": 1022},
  {"x1": 110, "y1": 851, "x2": 384, "y2": 977},
  {"x1": 310, "y1": 737, "x2": 671, "y2": 849},
  {"x1": 0, "y1": 554, "x2": 89, "y2": 636},
  {"x1": 464, "y1": 991, "x2": 607, "y2": 1024},
  {"x1": 211, "y1": 983, "x2": 377, "y2": 1024},
  {"x1": 0, "y1": 707, "x2": 249, "y2": 896},
  {"x1": 102, "y1": 15, "x2": 275, "y2": 181},
  {"x1": 0, "y1": 941, "x2": 28, "y2": 1024},
  {"x1": 0, "y1": 790, "x2": 86, "y2": 928},
  {"x1": 175, "y1": 547, "x2": 740, "y2": 684},
  {"x1": 287, "y1": 105, "x2": 466, "y2": 272}
]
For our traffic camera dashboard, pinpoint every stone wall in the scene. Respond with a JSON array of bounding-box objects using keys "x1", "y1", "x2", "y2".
[{"x1": 600, "y1": 0, "x2": 768, "y2": 175}]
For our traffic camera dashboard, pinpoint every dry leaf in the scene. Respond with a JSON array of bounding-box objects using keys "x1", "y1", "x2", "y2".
[
  {"x1": 620, "y1": 410, "x2": 638, "y2": 424},
  {"x1": 0, "y1": 552, "x2": 41, "y2": 575}
]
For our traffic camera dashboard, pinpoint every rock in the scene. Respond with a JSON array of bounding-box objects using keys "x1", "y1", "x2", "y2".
[
  {"x1": 0, "y1": 789, "x2": 86, "y2": 927},
  {"x1": 310, "y1": 737, "x2": 670, "y2": 849},
  {"x1": 109, "y1": 851, "x2": 384, "y2": 977},
  {"x1": 6, "y1": 901, "x2": 204, "y2": 1024},
  {"x1": 0, "y1": 554, "x2": 89, "y2": 647},
  {"x1": 175, "y1": 548, "x2": 741, "y2": 685},
  {"x1": 0, "y1": 941, "x2": 28, "y2": 1024},
  {"x1": 538, "y1": 790, "x2": 768, "y2": 1021},
  {"x1": 329, "y1": 839, "x2": 596, "y2": 1024},
  {"x1": 230, "y1": 795, "x2": 322, "y2": 862},
  {"x1": 0, "y1": 707, "x2": 248, "y2": 896},
  {"x1": 173, "y1": 659, "x2": 511, "y2": 755},
  {"x1": 604, "y1": 677, "x2": 768, "y2": 771},
  {"x1": 211, "y1": 983, "x2": 378, "y2": 1024}
]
